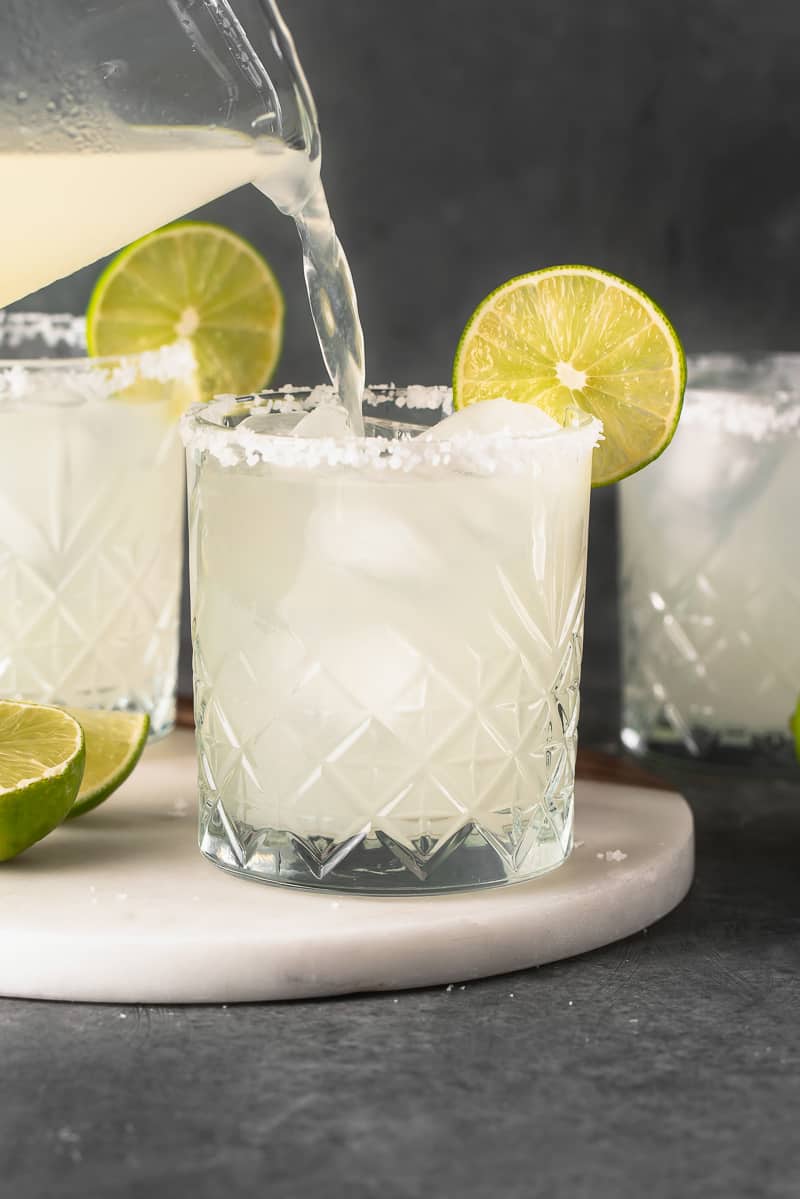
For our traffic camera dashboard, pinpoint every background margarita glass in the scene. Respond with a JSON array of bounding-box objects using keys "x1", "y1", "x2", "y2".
[
  {"x1": 619, "y1": 353, "x2": 800, "y2": 772},
  {"x1": 184, "y1": 386, "x2": 600, "y2": 893},
  {"x1": 0, "y1": 312, "x2": 195, "y2": 739}
]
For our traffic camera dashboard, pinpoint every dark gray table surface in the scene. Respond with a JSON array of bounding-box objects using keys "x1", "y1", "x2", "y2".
[{"x1": 1, "y1": 762, "x2": 797, "y2": 1199}]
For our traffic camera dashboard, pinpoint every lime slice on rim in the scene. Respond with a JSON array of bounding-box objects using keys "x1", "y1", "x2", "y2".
[
  {"x1": 86, "y1": 221, "x2": 284, "y2": 400},
  {"x1": 791, "y1": 697, "x2": 800, "y2": 763},
  {"x1": 66, "y1": 709, "x2": 150, "y2": 820},
  {"x1": 453, "y1": 265, "x2": 686, "y2": 485},
  {"x1": 0, "y1": 701, "x2": 85, "y2": 860}
]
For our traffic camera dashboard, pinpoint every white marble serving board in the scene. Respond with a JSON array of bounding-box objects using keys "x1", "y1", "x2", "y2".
[{"x1": 0, "y1": 731, "x2": 693, "y2": 1003}]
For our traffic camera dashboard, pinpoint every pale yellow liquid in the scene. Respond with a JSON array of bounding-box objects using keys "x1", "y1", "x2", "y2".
[{"x1": 0, "y1": 139, "x2": 310, "y2": 310}]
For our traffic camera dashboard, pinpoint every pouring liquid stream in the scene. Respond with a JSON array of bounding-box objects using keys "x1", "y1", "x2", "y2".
[{"x1": 282, "y1": 175, "x2": 365, "y2": 436}]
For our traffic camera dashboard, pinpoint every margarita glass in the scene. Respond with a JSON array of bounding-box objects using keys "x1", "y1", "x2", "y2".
[
  {"x1": 184, "y1": 387, "x2": 600, "y2": 893},
  {"x1": 0, "y1": 312, "x2": 195, "y2": 738},
  {"x1": 619, "y1": 353, "x2": 800, "y2": 771}
]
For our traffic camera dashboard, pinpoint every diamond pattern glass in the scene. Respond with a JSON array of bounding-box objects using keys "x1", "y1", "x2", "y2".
[
  {"x1": 619, "y1": 354, "x2": 800, "y2": 772},
  {"x1": 186, "y1": 388, "x2": 596, "y2": 893},
  {"x1": 0, "y1": 317, "x2": 189, "y2": 738}
]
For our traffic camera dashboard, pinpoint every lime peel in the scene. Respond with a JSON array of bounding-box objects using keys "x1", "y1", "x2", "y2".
[
  {"x1": 66, "y1": 708, "x2": 150, "y2": 819},
  {"x1": 0, "y1": 701, "x2": 85, "y2": 860}
]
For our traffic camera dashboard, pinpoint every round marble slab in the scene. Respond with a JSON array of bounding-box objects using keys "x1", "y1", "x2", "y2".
[{"x1": 0, "y1": 731, "x2": 693, "y2": 1003}]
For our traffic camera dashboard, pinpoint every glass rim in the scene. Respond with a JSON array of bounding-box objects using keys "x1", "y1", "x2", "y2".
[
  {"x1": 687, "y1": 350, "x2": 800, "y2": 385},
  {"x1": 0, "y1": 312, "x2": 196, "y2": 381},
  {"x1": 181, "y1": 384, "x2": 602, "y2": 475},
  {"x1": 683, "y1": 352, "x2": 800, "y2": 439}
]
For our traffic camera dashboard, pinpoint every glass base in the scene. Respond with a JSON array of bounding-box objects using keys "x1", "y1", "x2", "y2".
[
  {"x1": 142, "y1": 693, "x2": 176, "y2": 741},
  {"x1": 146, "y1": 711, "x2": 176, "y2": 742},
  {"x1": 621, "y1": 723, "x2": 799, "y2": 779},
  {"x1": 199, "y1": 795, "x2": 573, "y2": 895}
]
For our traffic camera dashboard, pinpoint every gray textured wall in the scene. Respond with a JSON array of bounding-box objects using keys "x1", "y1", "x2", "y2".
[{"x1": 10, "y1": 0, "x2": 800, "y2": 744}]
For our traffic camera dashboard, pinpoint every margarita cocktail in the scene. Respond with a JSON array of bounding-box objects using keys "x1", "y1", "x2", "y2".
[
  {"x1": 0, "y1": 313, "x2": 195, "y2": 737},
  {"x1": 620, "y1": 353, "x2": 800, "y2": 770},
  {"x1": 184, "y1": 388, "x2": 600, "y2": 892}
]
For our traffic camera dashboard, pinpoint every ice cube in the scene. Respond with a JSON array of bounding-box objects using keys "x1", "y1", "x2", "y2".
[
  {"x1": 240, "y1": 410, "x2": 304, "y2": 435},
  {"x1": 291, "y1": 403, "x2": 352, "y2": 439},
  {"x1": 424, "y1": 397, "x2": 559, "y2": 440},
  {"x1": 304, "y1": 486, "x2": 441, "y2": 582}
]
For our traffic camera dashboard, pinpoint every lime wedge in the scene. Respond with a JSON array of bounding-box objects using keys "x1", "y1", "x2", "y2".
[
  {"x1": 86, "y1": 221, "x2": 284, "y2": 400},
  {"x1": 66, "y1": 709, "x2": 150, "y2": 820},
  {"x1": 791, "y1": 697, "x2": 800, "y2": 763},
  {"x1": 453, "y1": 265, "x2": 686, "y2": 485},
  {"x1": 0, "y1": 701, "x2": 85, "y2": 860}
]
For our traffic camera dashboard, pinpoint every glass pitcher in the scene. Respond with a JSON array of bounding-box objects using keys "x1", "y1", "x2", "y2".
[{"x1": 0, "y1": 0, "x2": 322, "y2": 310}]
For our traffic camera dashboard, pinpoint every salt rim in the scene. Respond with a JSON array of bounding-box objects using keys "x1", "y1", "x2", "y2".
[
  {"x1": 181, "y1": 385, "x2": 602, "y2": 475},
  {"x1": 0, "y1": 311, "x2": 86, "y2": 351},
  {"x1": 682, "y1": 354, "x2": 800, "y2": 440},
  {"x1": 210, "y1": 383, "x2": 455, "y2": 416},
  {"x1": 0, "y1": 313, "x2": 196, "y2": 403}
]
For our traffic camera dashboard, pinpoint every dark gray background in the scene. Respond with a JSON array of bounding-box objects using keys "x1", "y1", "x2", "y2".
[{"x1": 11, "y1": 0, "x2": 800, "y2": 745}]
